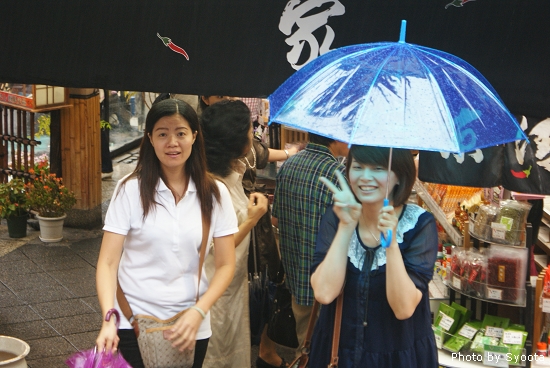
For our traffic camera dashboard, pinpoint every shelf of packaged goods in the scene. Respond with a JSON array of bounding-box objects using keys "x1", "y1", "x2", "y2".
[{"x1": 414, "y1": 180, "x2": 463, "y2": 246}]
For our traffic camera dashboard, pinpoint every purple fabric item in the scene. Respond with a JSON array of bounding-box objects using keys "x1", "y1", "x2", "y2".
[{"x1": 65, "y1": 309, "x2": 132, "y2": 368}]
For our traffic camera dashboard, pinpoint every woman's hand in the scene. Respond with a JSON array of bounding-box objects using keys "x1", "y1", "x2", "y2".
[
  {"x1": 320, "y1": 171, "x2": 362, "y2": 227},
  {"x1": 378, "y1": 204, "x2": 399, "y2": 248},
  {"x1": 96, "y1": 319, "x2": 119, "y2": 354},
  {"x1": 247, "y1": 192, "x2": 268, "y2": 225},
  {"x1": 164, "y1": 308, "x2": 204, "y2": 351},
  {"x1": 286, "y1": 146, "x2": 299, "y2": 157}
]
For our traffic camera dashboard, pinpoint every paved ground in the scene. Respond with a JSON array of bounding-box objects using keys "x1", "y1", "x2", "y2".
[{"x1": 0, "y1": 149, "x2": 294, "y2": 367}]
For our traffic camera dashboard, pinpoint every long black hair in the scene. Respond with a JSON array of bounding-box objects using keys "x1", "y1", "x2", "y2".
[{"x1": 120, "y1": 99, "x2": 220, "y2": 222}]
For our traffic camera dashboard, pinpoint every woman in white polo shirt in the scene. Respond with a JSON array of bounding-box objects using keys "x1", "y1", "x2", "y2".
[{"x1": 95, "y1": 99, "x2": 238, "y2": 368}]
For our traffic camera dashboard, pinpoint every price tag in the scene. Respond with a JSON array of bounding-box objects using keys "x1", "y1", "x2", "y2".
[
  {"x1": 458, "y1": 324, "x2": 478, "y2": 339},
  {"x1": 452, "y1": 276, "x2": 462, "y2": 290},
  {"x1": 487, "y1": 287, "x2": 503, "y2": 300},
  {"x1": 483, "y1": 345, "x2": 509, "y2": 367},
  {"x1": 438, "y1": 312, "x2": 455, "y2": 331},
  {"x1": 491, "y1": 222, "x2": 507, "y2": 240},
  {"x1": 485, "y1": 326, "x2": 504, "y2": 338},
  {"x1": 502, "y1": 331, "x2": 523, "y2": 345},
  {"x1": 543, "y1": 298, "x2": 550, "y2": 313}
]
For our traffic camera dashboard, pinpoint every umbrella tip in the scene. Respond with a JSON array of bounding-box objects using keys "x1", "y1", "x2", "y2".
[{"x1": 399, "y1": 20, "x2": 407, "y2": 43}]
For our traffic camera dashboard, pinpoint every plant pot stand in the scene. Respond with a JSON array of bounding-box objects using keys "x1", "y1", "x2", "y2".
[{"x1": 36, "y1": 214, "x2": 66, "y2": 243}]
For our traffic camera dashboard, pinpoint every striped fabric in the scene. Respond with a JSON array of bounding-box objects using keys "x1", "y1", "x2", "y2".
[{"x1": 272, "y1": 143, "x2": 345, "y2": 305}]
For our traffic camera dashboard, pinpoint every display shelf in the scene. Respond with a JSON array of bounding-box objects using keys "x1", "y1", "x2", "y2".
[
  {"x1": 469, "y1": 218, "x2": 527, "y2": 247},
  {"x1": 414, "y1": 180, "x2": 463, "y2": 246},
  {"x1": 447, "y1": 271, "x2": 527, "y2": 308},
  {"x1": 418, "y1": 180, "x2": 535, "y2": 366}
]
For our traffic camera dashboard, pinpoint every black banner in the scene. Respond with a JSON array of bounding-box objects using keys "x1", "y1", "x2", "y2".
[
  {"x1": 418, "y1": 147, "x2": 504, "y2": 189},
  {"x1": 418, "y1": 116, "x2": 550, "y2": 194},
  {"x1": 0, "y1": 0, "x2": 549, "y2": 117},
  {"x1": 502, "y1": 116, "x2": 550, "y2": 194}
]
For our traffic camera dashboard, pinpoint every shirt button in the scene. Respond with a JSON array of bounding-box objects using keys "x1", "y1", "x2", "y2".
[{"x1": 363, "y1": 321, "x2": 367, "y2": 327}]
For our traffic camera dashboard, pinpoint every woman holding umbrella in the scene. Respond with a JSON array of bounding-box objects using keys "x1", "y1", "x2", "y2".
[{"x1": 310, "y1": 145, "x2": 438, "y2": 367}]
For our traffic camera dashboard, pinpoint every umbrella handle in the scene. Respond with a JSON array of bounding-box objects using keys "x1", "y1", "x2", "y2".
[{"x1": 380, "y1": 199, "x2": 392, "y2": 248}]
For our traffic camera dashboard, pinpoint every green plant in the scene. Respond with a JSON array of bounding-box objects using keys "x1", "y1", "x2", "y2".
[
  {"x1": 100, "y1": 119, "x2": 112, "y2": 130},
  {"x1": 35, "y1": 114, "x2": 51, "y2": 138},
  {"x1": 26, "y1": 169, "x2": 76, "y2": 218},
  {"x1": 0, "y1": 178, "x2": 30, "y2": 218}
]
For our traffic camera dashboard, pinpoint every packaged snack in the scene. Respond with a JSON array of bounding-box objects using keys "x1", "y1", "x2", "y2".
[
  {"x1": 434, "y1": 303, "x2": 461, "y2": 335},
  {"x1": 470, "y1": 329, "x2": 499, "y2": 355},
  {"x1": 493, "y1": 200, "x2": 532, "y2": 246},
  {"x1": 443, "y1": 335, "x2": 471, "y2": 353},
  {"x1": 462, "y1": 249, "x2": 487, "y2": 299},
  {"x1": 471, "y1": 204, "x2": 498, "y2": 241},
  {"x1": 486, "y1": 245, "x2": 528, "y2": 305},
  {"x1": 451, "y1": 302, "x2": 471, "y2": 331},
  {"x1": 500, "y1": 329, "x2": 528, "y2": 365}
]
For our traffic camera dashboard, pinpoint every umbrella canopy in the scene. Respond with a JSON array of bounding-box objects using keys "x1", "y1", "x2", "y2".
[{"x1": 269, "y1": 20, "x2": 527, "y2": 154}]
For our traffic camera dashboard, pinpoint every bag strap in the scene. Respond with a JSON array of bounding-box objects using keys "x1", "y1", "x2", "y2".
[
  {"x1": 116, "y1": 214, "x2": 210, "y2": 335},
  {"x1": 289, "y1": 290, "x2": 344, "y2": 368},
  {"x1": 328, "y1": 292, "x2": 344, "y2": 368}
]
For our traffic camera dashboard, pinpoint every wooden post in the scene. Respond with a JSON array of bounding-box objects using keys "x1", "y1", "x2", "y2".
[{"x1": 59, "y1": 88, "x2": 102, "y2": 228}]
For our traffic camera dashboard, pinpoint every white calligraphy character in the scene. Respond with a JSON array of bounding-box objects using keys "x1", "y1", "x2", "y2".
[{"x1": 279, "y1": 0, "x2": 345, "y2": 70}]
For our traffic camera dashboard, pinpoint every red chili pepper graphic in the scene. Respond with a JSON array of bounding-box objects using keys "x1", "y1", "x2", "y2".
[
  {"x1": 157, "y1": 33, "x2": 189, "y2": 61},
  {"x1": 510, "y1": 165, "x2": 532, "y2": 179}
]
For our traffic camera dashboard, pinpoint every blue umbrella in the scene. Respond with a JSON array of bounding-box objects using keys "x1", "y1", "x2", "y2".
[{"x1": 269, "y1": 20, "x2": 527, "y2": 246}]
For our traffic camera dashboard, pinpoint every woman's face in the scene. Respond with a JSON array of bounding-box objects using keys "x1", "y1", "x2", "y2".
[
  {"x1": 148, "y1": 114, "x2": 197, "y2": 173},
  {"x1": 348, "y1": 158, "x2": 398, "y2": 204}
]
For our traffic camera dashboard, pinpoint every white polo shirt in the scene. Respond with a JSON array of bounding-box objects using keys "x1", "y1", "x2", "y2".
[{"x1": 103, "y1": 175, "x2": 238, "y2": 338}]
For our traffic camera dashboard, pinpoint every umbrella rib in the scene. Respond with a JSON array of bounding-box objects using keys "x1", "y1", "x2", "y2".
[
  {"x1": 441, "y1": 68, "x2": 485, "y2": 129},
  {"x1": 410, "y1": 49, "x2": 460, "y2": 151},
  {"x1": 349, "y1": 44, "x2": 397, "y2": 145},
  {"x1": 326, "y1": 64, "x2": 362, "y2": 108},
  {"x1": 271, "y1": 47, "x2": 376, "y2": 127},
  {"x1": 420, "y1": 47, "x2": 517, "y2": 128}
]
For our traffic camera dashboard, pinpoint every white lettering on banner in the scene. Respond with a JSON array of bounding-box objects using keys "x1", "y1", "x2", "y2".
[
  {"x1": 440, "y1": 149, "x2": 484, "y2": 164},
  {"x1": 279, "y1": 0, "x2": 345, "y2": 70}
]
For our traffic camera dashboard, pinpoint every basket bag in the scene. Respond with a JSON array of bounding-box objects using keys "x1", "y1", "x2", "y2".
[{"x1": 117, "y1": 217, "x2": 209, "y2": 368}]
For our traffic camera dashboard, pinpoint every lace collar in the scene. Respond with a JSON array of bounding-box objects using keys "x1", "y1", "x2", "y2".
[{"x1": 347, "y1": 204, "x2": 426, "y2": 270}]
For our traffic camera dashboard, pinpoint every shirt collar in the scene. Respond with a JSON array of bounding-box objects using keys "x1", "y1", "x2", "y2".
[{"x1": 156, "y1": 176, "x2": 197, "y2": 193}]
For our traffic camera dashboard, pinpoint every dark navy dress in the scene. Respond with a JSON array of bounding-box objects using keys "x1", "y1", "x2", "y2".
[{"x1": 310, "y1": 204, "x2": 439, "y2": 368}]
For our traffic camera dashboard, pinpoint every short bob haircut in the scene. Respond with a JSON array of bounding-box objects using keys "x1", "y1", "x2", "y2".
[
  {"x1": 345, "y1": 145, "x2": 416, "y2": 207},
  {"x1": 201, "y1": 99, "x2": 251, "y2": 178}
]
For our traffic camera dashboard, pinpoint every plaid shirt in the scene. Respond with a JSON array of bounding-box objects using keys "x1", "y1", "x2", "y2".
[{"x1": 272, "y1": 143, "x2": 345, "y2": 305}]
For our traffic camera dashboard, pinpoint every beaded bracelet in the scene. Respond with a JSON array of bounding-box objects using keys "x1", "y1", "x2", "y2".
[{"x1": 190, "y1": 305, "x2": 206, "y2": 319}]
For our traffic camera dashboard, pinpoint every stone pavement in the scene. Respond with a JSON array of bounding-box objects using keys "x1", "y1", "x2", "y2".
[{"x1": 0, "y1": 148, "x2": 294, "y2": 368}]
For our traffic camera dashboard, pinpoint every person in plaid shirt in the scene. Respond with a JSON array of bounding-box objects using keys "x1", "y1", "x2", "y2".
[{"x1": 272, "y1": 133, "x2": 348, "y2": 350}]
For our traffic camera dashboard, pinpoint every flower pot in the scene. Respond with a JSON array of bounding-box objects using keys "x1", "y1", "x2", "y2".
[
  {"x1": 0, "y1": 336, "x2": 30, "y2": 368},
  {"x1": 6, "y1": 213, "x2": 28, "y2": 238},
  {"x1": 36, "y1": 214, "x2": 66, "y2": 243}
]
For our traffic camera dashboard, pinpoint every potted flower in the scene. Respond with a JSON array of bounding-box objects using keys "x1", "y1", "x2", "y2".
[
  {"x1": 0, "y1": 177, "x2": 30, "y2": 238},
  {"x1": 26, "y1": 165, "x2": 76, "y2": 242}
]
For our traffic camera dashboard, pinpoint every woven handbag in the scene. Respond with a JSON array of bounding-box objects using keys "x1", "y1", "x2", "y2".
[{"x1": 116, "y1": 217, "x2": 209, "y2": 368}]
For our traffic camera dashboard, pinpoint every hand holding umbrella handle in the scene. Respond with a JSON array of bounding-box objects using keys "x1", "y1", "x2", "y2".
[{"x1": 380, "y1": 199, "x2": 392, "y2": 248}]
